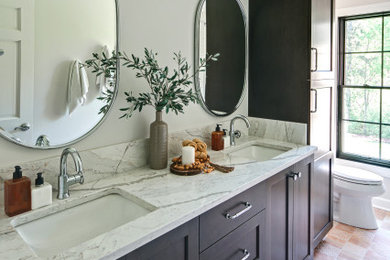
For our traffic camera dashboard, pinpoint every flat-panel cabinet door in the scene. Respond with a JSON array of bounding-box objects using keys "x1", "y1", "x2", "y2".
[
  {"x1": 311, "y1": 0, "x2": 333, "y2": 79},
  {"x1": 310, "y1": 84, "x2": 333, "y2": 151},
  {"x1": 292, "y1": 156, "x2": 314, "y2": 260},
  {"x1": 119, "y1": 218, "x2": 199, "y2": 260},
  {"x1": 265, "y1": 166, "x2": 294, "y2": 260},
  {"x1": 313, "y1": 151, "x2": 333, "y2": 248}
]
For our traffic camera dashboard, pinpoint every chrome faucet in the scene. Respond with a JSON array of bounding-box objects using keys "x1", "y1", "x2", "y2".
[
  {"x1": 57, "y1": 148, "x2": 84, "y2": 200},
  {"x1": 230, "y1": 115, "x2": 251, "y2": 146}
]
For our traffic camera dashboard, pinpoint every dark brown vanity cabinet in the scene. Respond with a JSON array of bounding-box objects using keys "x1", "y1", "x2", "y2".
[
  {"x1": 119, "y1": 155, "x2": 314, "y2": 260},
  {"x1": 199, "y1": 182, "x2": 266, "y2": 259},
  {"x1": 119, "y1": 218, "x2": 199, "y2": 260},
  {"x1": 313, "y1": 151, "x2": 333, "y2": 248},
  {"x1": 266, "y1": 155, "x2": 314, "y2": 260},
  {"x1": 200, "y1": 211, "x2": 266, "y2": 260},
  {"x1": 199, "y1": 182, "x2": 266, "y2": 252}
]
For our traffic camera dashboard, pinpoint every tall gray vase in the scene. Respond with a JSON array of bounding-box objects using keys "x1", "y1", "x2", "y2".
[{"x1": 149, "y1": 111, "x2": 168, "y2": 169}]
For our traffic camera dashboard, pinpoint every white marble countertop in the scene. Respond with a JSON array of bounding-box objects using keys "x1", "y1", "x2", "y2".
[{"x1": 0, "y1": 136, "x2": 316, "y2": 260}]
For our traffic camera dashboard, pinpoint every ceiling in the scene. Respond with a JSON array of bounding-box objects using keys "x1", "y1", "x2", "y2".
[{"x1": 336, "y1": 0, "x2": 390, "y2": 9}]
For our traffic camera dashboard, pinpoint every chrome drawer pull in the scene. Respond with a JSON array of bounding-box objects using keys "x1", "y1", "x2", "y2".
[
  {"x1": 225, "y1": 202, "x2": 252, "y2": 220},
  {"x1": 241, "y1": 249, "x2": 250, "y2": 260}
]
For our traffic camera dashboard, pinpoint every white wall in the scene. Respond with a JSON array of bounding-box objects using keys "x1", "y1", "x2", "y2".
[
  {"x1": 0, "y1": 0, "x2": 248, "y2": 167},
  {"x1": 335, "y1": 0, "x2": 390, "y2": 211}
]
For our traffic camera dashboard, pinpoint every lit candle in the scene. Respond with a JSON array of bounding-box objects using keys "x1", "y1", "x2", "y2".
[{"x1": 182, "y1": 146, "x2": 195, "y2": 165}]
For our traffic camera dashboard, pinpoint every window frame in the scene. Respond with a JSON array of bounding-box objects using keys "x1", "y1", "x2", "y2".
[{"x1": 337, "y1": 12, "x2": 390, "y2": 168}]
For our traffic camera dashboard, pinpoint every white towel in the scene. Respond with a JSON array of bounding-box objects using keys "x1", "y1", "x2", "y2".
[
  {"x1": 67, "y1": 60, "x2": 89, "y2": 115},
  {"x1": 96, "y1": 45, "x2": 112, "y2": 95}
]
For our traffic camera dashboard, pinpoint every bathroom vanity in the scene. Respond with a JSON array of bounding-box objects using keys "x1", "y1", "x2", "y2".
[
  {"x1": 122, "y1": 154, "x2": 314, "y2": 260},
  {"x1": 0, "y1": 137, "x2": 317, "y2": 259}
]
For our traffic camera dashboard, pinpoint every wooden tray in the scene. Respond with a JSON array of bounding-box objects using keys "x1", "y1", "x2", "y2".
[{"x1": 170, "y1": 163, "x2": 202, "y2": 176}]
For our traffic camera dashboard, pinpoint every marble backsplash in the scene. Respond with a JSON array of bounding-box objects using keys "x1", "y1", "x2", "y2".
[
  {"x1": 0, "y1": 117, "x2": 306, "y2": 192},
  {"x1": 248, "y1": 117, "x2": 307, "y2": 145}
]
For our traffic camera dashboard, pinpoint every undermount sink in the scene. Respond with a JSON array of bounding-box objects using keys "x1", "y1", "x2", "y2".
[
  {"x1": 228, "y1": 145, "x2": 290, "y2": 164},
  {"x1": 13, "y1": 192, "x2": 155, "y2": 257}
]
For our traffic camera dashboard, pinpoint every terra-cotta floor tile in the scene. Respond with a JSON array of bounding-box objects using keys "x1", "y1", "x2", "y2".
[
  {"x1": 364, "y1": 249, "x2": 387, "y2": 260},
  {"x1": 340, "y1": 242, "x2": 367, "y2": 259},
  {"x1": 348, "y1": 233, "x2": 373, "y2": 248},
  {"x1": 314, "y1": 208, "x2": 390, "y2": 260}
]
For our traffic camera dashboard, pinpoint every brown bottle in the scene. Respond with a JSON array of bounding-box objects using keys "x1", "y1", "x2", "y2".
[
  {"x1": 4, "y1": 166, "x2": 31, "y2": 217},
  {"x1": 212, "y1": 124, "x2": 224, "y2": 151}
]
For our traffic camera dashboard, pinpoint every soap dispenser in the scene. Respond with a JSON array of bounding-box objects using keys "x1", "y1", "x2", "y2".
[
  {"x1": 4, "y1": 166, "x2": 31, "y2": 217},
  {"x1": 31, "y1": 172, "x2": 52, "y2": 210},
  {"x1": 212, "y1": 124, "x2": 224, "y2": 151}
]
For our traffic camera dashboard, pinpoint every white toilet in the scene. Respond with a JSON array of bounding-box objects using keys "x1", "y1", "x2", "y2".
[{"x1": 333, "y1": 165, "x2": 386, "y2": 229}]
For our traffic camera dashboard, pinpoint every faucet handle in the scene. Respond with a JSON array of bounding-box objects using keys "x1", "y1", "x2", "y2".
[
  {"x1": 74, "y1": 172, "x2": 84, "y2": 184},
  {"x1": 78, "y1": 173, "x2": 84, "y2": 184},
  {"x1": 233, "y1": 130, "x2": 242, "y2": 139}
]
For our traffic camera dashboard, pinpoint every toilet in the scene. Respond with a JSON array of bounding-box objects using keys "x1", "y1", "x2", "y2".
[{"x1": 333, "y1": 165, "x2": 386, "y2": 229}]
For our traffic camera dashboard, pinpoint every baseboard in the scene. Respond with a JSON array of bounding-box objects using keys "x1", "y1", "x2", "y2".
[{"x1": 373, "y1": 197, "x2": 390, "y2": 212}]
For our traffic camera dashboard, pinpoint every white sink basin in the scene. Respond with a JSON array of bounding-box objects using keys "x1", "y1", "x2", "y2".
[
  {"x1": 228, "y1": 145, "x2": 290, "y2": 164},
  {"x1": 14, "y1": 193, "x2": 155, "y2": 257}
]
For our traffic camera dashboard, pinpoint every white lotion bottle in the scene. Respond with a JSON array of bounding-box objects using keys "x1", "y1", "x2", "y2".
[
  {"x1": 31, "y1": 173, "x2": 52, "y2": 210},
  {"x1": 223, "y1": 129, "x2": 230, "y2": 149}
]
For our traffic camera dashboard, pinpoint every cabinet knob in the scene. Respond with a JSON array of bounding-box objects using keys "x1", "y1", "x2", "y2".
[
  {"x1": 288, "y1": 172, "x2": 302, "y2": 181},
  {"x1": 288, "y1": 172, "x2": 297, "y2": 181}
]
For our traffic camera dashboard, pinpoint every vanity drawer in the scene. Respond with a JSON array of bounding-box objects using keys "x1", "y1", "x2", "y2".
[
  {"x1": 200, "y1": 210, "x2": 265, "y2": 260},
  {"x1": 199, "y1": 182, "x2": 266, "y2": 252}
]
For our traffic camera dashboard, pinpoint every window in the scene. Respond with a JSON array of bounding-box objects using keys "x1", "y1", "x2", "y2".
[{"x1": 338, "y1": 13, "x2": 390, "y2": 167}]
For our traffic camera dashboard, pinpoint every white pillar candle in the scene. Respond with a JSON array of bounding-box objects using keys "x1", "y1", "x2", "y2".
[{"x1": 182, "y1": 146, "x2": 195, "y2": 165}]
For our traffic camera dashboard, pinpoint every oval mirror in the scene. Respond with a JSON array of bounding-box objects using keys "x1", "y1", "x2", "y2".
[
  {"x1": 194, "y1": 0, "x2": 247, "y2": 116},
  {"x1": 0, "y1": 0, "x2": 119, "y2": 149}
]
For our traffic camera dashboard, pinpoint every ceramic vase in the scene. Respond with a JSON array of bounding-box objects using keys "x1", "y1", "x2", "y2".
[{"x1": 149, "y1": 111, "x2": 168, "y2": 169}]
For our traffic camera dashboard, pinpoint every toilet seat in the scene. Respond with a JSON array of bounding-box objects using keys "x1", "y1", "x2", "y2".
[
  {"x1": 333, "y1": 177, "x2": 385, "y2": 197},
  {"x1": 333, "y1": 165, "x2": 386, "y2": 229},
  {"x1": 333, "y1": 165, "x2": 383, "y2": 185}
]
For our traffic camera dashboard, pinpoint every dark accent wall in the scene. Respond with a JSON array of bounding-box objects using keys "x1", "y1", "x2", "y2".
[
  {"x1": 249, "y1": 0, "x2": 311, "y2": 124},
  {"x1": 205, "y1": 0, "x2": 245, "y2": 113}
]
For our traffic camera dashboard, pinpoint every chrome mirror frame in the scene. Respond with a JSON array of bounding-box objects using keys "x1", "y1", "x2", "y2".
[
  {"x1": 194, "y1": 0, "x2": 248, "y2": 117},
  {"x1": 0, "y1": 0, "x2": 120, "y2": 150}
]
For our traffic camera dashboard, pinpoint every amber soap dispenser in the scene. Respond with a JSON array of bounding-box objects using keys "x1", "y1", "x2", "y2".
[
  {"x1": 212, "y1": 124, "x2": 224, "y2": 151},
  {"x1": 4, "y1": 166, "x2": 31, "y2": 217}
]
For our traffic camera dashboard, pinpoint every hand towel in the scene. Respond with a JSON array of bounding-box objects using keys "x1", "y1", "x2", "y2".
[{"x1": 67, "y1": 60, "x2": 89, "y2": 115}]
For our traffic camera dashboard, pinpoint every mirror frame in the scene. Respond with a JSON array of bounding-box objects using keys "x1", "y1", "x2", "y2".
[
  {"x1": 0, "y1": 0, "x2": 120, "y2": 150},
  {"x1": 194, "y1": 0, "x2": 248, "y2": 117}
]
